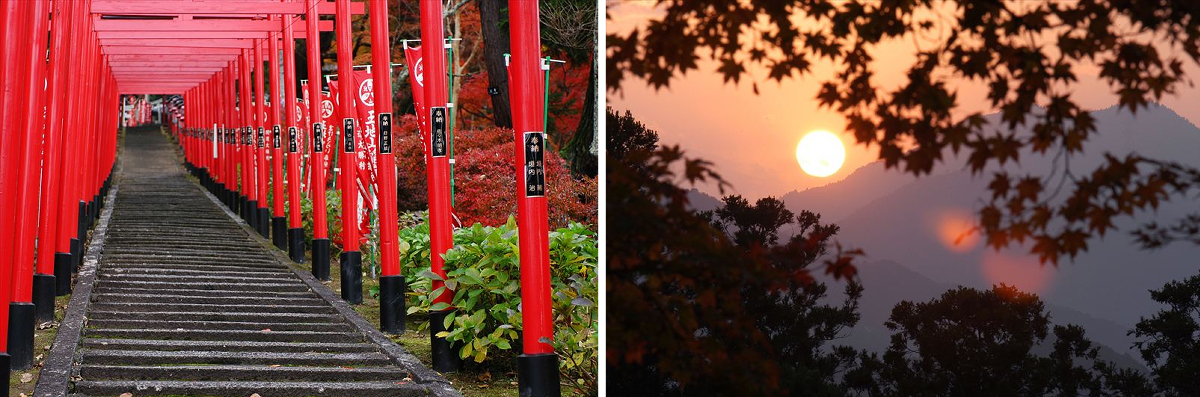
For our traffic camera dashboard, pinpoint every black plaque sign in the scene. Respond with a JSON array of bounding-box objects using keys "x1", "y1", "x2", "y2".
[
  {"x1": 272, "y1": 125, "x2": 282, "y2": 149},
  {"x1": 257, "y1": 127, "x2": 265, "y2": 148},
  {"x1": 244, "y1": 127, "x2": 252, "y2": 145},
  {"x1": 312, "y1": 123, "x2": 324, "y2": 153},
  {"x1": 378, "y1": 113, "x2": 392, "y2": 154},
  {"x1": 430, "y1": 107, "x2": 447, "y2": 157},
  {"x1": 524, "y1": 132, "x2": 546, "y2": 198},
  {"x1": 343, "y1": 118, "x2": 355, "y2": 153},
  {"x1": 288, "y1": 127, "x2": 298, "y2": 153}
]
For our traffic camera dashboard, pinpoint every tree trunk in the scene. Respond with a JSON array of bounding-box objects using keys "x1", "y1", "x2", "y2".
[
  {"x1": 478, "y1": 0, "x2": 513, "y2": 128},
  {"x1": 562, "y1": 57, "x2": 597, "y2": 177}
]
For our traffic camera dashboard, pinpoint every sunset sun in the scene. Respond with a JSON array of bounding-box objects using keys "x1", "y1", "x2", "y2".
[{"x1": 796, "y1": 130, "x2": 846, "y2": 177}]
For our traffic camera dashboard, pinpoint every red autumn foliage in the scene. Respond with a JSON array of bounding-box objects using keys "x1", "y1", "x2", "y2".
[{"x1": 390, "y1": 114, "x2": 597, "y2": 228}]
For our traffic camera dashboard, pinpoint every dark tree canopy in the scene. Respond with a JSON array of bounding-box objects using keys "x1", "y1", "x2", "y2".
[
  {"x1": 608, "y1": 0, "x2": 1200, "y2": 264},
  {"x1": 845, "y1": 285, "x2": 1150, "y2": 397},
  {"x1": 1132, "y1": 271, "x2": 1200, "y2": 397},
  {"x1": 708, "y1": 195, "x2": 795, "y2": 247},
  {"x1": 607, "y1": 109, "x2": 862, "y2": 396}
]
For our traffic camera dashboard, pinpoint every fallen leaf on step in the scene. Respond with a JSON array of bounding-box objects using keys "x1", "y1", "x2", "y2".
[
  {"x1": 119, "y1": 393, "x2": 133, "y2": 397},
  {"x1": 251, "y1": 394, "x2": 262, "y2": 397},
  {"x1": 261, "y1": 328, "x2": 272, "y2": 332},
  {"x1": 34, "y1": 354, "x2": 43, "y2": 361},
  {"x1": 20, "y1": 373, "x2": 33, "y2": 383}
]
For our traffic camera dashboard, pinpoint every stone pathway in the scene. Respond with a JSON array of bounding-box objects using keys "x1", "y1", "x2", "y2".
[{"x1": 58, "y1": 126, "x2": 454, "y2": 397}]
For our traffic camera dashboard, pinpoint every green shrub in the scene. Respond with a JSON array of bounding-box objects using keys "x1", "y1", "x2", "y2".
[{"x1": 399, "y1": 216, "x2": 597, "y2": 391}]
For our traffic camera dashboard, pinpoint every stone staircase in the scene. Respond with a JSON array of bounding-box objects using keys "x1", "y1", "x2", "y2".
[{"x1": 55, "y1": 126, "x2": 454, "y2": 397}]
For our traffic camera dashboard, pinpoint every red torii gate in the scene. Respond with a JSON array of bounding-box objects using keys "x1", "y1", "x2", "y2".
[{"x1": 0, "y1": 1, "x2": 562, "y2": 395}]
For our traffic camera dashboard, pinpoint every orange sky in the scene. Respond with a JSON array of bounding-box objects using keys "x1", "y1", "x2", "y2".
[{"x1": 608, "y1": 1, "x2": 1200, "y2": 200}]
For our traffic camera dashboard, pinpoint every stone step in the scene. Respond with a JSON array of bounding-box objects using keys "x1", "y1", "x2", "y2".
[
  {"x1": 86, "y1": 310, "x2": 341, "y2": 323},
  {"x1": 82, "y1": 338, "x2": 376, "y2": 354},
  {"x1": 85, "y1": 318, "x2": 350, "y2": 332},
  {"x1": 79, "y1": 349, "x2": 392, "y2": 366},
  {"x1": 89, "y1": 301, "x2": 332, "y2": 314},
  {"x1": 84, "y1": 328, "x2": 362, "y2": 343},
  {"x1": 73, "y1": 380, "x2": 428, "y2": 397},
  {"x1": 78, "y1": 364, "x2": 409, "y2": 382},
  {"x1": 95, "y1": 280, "x2": 309, "y2": 292},
  {"x1": 98, "y1": 273, "x2": 297, "y2": 284},
  {"x1": 92, "y1": 286, "x2": 313, "y2": 299},
  {"x1": 101, "y1": 252, "x2": 280, "y2": 265},
  {"x1": 98, "y1": 264, "x2": 290, "y2": 275},
  {"x1": 92, "y1": 292, "x2": 321, "y2": 305}
]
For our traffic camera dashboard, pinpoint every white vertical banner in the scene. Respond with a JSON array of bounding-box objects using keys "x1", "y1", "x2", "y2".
[{"x1": 213, "y1": 123, "x2": 218, "y2": 158}]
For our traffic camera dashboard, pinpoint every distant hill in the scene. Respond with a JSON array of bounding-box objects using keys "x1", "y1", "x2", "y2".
[
  {"x1": 684, "y1": 188, "x2": 723, "y2": 212},
  {"x1": 818, "y1": 260, "x2": 1145, "y2": 370},
  {"x1": 780, "y1": 161, "x2": 922, "y2": 224}
]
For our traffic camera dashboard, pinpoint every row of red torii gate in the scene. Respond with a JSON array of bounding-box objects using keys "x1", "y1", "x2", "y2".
[{"x1": 0, "y1": 0, "x2": 562, "y2": 396}]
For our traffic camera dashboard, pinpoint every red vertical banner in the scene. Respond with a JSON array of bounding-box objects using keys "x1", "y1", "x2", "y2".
[
  {"x1": 403, "y1": 46, "x2": 429, "y2": 144},
  {"x1": 351, "y1": 69, "x2": 377, "y2": 213},
  {"x1": 319, "y1": 91, "x2": 337, "y2": 186}
]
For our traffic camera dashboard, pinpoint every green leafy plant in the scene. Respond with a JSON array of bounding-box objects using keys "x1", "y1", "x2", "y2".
[{"x1": 399, "y1": 216, "x2": 597, "y2": 389}]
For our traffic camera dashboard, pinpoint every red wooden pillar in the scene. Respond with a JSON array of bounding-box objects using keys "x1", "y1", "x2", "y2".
[
  {"x1": 509, "y1": 1, "x2": 561, "y2": 394},
  {"x1": 269, "y1": 19, "x2": 287, "y2": 250},
  {"x1": 370, "y1": 0, "x2": 404, "y2": 334},
  {"x1": 241, "y1": 50, "x2": 257, "y2": 228},
  {"x1": 283, "y1": 14, "x2": 305, "y2": 263},
  {"x1": 334, "y1": 0, "x2": 362, "y2": 305},
  {"x1": 421, "y1": 0, "x2": 460, "y2": 372},
  {"x1": 306, "y1": 0, "x2": 331, "y2": 281},
  {"x1": 226, "y1": 64, "x2": 238, "y2": 209},
  {"x1": 0, "y1": 0, "x2": 14, "y2": 379},
  {"x1": 36, "y1": 0, "x2": 71, "y2": 321},
  {"x1": 56, "y1": 0, "x2": 87, "y2": 282},
  {"x1": 255, "y1": 39, "x2": 271, "y2": 238},
  {"x1": 0, "y1": 3, "x2": 32, "y2": 332},
  {"x1": 9, "y1": 0, "x2": 50, "y2": 371}
]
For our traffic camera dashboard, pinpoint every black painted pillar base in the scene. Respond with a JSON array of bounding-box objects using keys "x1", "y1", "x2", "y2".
[
  {"x1": 518, "y1": 353, "x2": 562, "y2": 397},
  {"x1": 257, "y1": 208, "x2": 270, "y2": 237},
  {"x1": 311, "y1": 239, "x2": 330, "y2": 281},
  {"x1": 76, "y1": 201, "x2": 87, "y2": 245},
  {"x1": 33, "y1": 274, "x2": 56, "y2": 323},
  {"x1": 429, "y1": 311, "x2": 460, "y2": 374},
  {"x1": 0, "y1": 353, "x2": 9, "y2": 392},
  {"x1": 288, "y1": 228, "x2": 305, "y2": 263},
  {"x1": 54, "y1": 252, "x2": 72, "y2": 295},
  {"x1": 7, "y1": 302, "x2": 34, "y2": 370},
  {"x1": 339, "y1": 251, "x2": 363, "y2": 304},
  {"x1": 238, "y1": 195, "x2": 249, "y2": 220},
  {"x1": 93, "y1": 194, "x2": 101, "y2": 220},
  {"x1": 69, "y1": 238, "x2": 82, "y2": 273},
  {"x1": 379, "y1": 275, "x2": 406, "y2": 334},
  {"x1": 430, "y1": 309, "x2": 462, "y2": 373},
  {"x1": 246, "y1": 200, "x2": 259, "y2": 231},
  {"x1": 271, "y1": 217, "x2": 287, "y2": 250}
]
